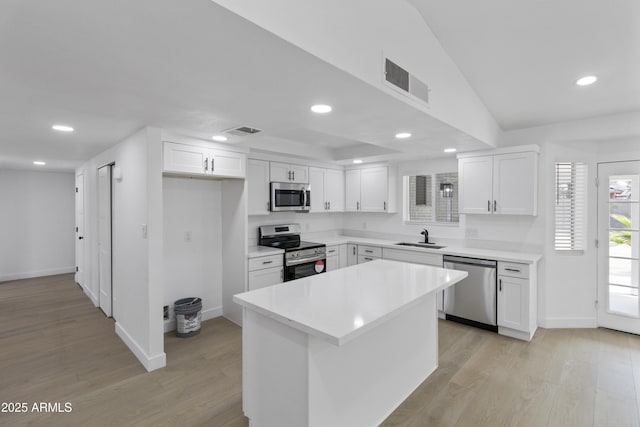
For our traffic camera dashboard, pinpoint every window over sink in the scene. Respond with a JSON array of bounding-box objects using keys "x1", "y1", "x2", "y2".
[{"x1": 403, "y1": 172, "x2": 459, "y2": 224}]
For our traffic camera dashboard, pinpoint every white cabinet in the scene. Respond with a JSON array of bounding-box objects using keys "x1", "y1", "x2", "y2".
[
  {"x1": 497, "y1": 261, "x2": 536, "y2": 341},
  {"x1": 270, "y1": 161, "x2": 308, "y2": 184},
  {"x1": 309, "y1": 167, "x2": 345, "y2": 212},
  {"x1": 357, "y1": 245, "x2": 382, "y2": 264},
  {"x1": 163, "y1": 141, "x2": 246, "y2": 178},
  {"x1": 248, "y1": 254, "x2": 283, "y2": 291},
  {"x1": 458, "y1": 148, "x2": 538, "y2": 216},
  {"x1": 326, "y1": 244, "x2": 347, "y2": 271},
  {"x1": 248, "y1": 159, "x2": 270, "y2": 215},
  {"x1": 345, "y1": 166, "x2": 396, "y2": 213},
  {"x1": 347, "y1": 243, "x2": 358, "y2": 266}
]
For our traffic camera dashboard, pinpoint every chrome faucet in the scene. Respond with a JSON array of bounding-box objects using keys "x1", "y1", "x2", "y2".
[{"x1": 420, "y1": 229, "x2": 431, "y2": 244}]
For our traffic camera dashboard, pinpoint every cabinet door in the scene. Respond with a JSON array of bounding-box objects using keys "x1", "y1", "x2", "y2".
[
  {"x1": 210, "y1": 149, "x2": 246, "y2": 178},
  {"x1": 248, "y1": 266, "x2": 283, "y2": 291},
  {"x1": 326, "y1": 256, "x2": 339, "y2": 272},
  {"x1": 163, "y1": 142, "x2": 207, "y2": 175},
  {"x1": 289, "y1": 163, "x2": 309, "y2": 184},
  {"x1": 248, "y1": 159, "x2": 270, "y2": 215},
  {"x1": 270, "y1": 161, "x2": 292, "y2": 182},
  {"x1": 493, "y1": 152, "x2": 537, "y2": 215},
  {"x1": 309, "y1": 167, "x2": 326, "y2": 212},
  {"x1": 338, "y1": 244, "x2": 347, "y2": 269},
  {"x1": 325, "y1": 169, "x2": 345, "y2": 212},
  {"x1": 360, "y1": 167, "x2": 388, "y2": 212},
  {"x1": 345, "y1": 169, "x2": 361, "y2": 212},
  {"x1": 497, "y1": 275, "x2": 529, "y2": 331},
  {"x1": 459, "y1": 156, "x2": 493, "y2": 214},
  {"x1": 358, "y1": 255, "x2": 378, "y2": 264},
  {"x1": 346, "y1": 243, "x2": 358, "y2": 266}
]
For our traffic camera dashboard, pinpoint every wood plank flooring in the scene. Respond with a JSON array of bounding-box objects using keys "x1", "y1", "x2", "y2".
[{"x1": 1, "y1": 274, "x2": 639, "y2": 426}]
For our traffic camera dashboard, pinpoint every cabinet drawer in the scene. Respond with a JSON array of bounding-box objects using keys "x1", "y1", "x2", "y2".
[
  {"x1": 498, "y1": 262, "x2": 529, "y2": 279},
  {"x1": 358, "y1": 245, "x2": 382, "y2": 258},
  {"x1": 326, "y1": 245, "x2": 341, "y2": 257},
  {"x1": 382, "y1": 248, "x2": 443, "y2": 266},
  {"x1": 358, "y1": 255, "x2": 379, "y2": 264},
  {"x1": 249, "y1": 254, "x2": 283, "y2": 271}
]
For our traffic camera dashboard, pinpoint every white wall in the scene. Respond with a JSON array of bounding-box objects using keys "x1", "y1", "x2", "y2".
[
  {"x1": 77, "y1": 127, "x2": 165, "y2": 371},
  {"x1": 0, "y1": 169, "x2": 75, "y2": 281},
  {"x1": 163, "y1": 177, "x2": 223, "y2": 329},
  {"x1": 212, "y1": 0, "x2": 501, "y2": 146}
]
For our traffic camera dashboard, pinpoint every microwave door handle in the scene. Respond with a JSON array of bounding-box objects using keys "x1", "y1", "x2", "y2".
[{"x1": 302, "y1": 187, "x2": 307, "y2": 208}]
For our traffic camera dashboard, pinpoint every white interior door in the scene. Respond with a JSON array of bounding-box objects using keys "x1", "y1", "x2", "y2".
[
  {"x1": 75, "y1": 171, "x2": 85, "y2": 286},
  {"x1": 98, "y1": 165, "x2": 113, "y2": 317},
  {"x1": 597, "y1": 161, "x2": 640, "y2": 334}
]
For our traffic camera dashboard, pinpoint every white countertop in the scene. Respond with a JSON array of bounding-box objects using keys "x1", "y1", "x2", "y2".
[
  {"x1": 233, "y1": 259, "x2": 467, "y2": 346},
  {"x1": 312, "y1": 236, "x2": 542, "y2": 264},
  {"x1": 247, "y1": 245, "x2": 284, "y2": 258}
]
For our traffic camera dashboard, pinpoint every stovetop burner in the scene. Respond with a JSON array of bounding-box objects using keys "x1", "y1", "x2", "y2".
[{"x1": 258, "y1": 224, "x2": 325, "y2": 254}]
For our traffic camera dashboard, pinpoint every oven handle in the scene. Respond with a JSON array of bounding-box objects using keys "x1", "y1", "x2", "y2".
[{"x1": 286, "y1": 255, "x2": 325, "y2": 266}]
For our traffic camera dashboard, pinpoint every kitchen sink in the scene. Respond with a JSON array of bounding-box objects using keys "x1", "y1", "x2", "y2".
[{"x1": 395, "y1": 242, "x2": 447, "y2": 249}]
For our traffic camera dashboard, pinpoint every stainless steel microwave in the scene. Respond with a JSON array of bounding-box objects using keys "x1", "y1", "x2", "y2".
[{"x1": 270, "y1": 182, "x2": 310, "y2": 212}]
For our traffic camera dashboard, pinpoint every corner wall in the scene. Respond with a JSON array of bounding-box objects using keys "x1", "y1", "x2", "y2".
[{"x1": 0, "y1": 169, "x2": 75, "y2": 281}]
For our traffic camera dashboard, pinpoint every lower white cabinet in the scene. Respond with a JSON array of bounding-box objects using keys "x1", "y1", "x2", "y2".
[
  {"x1": 497, "y1": 261, "x2": 536, "y2": 340},
  {"x1": 248, "y1": 254, "x2": 283, "y2": 291},
  {"x1": 326, "y1": 244, "x2": 347, "y2": 271},
  {"x1": 347, "y1": 244, "x2": 358, "y2": 266},
  {"x1": 357, "y1": 245, "x2": 382, "y2": 264}
]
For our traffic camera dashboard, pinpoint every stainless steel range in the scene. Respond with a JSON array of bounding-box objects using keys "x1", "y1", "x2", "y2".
[{"x1": 258, "y1": 224, "x2": 326, "y2": 282}]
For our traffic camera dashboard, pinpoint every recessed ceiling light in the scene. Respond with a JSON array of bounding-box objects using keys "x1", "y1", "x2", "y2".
[
  {"x1": 444, "y1": 148, "x2": 457, "y2": 153},
  {"x1": 395, "y1": 132, "x2": 411, "y2": 139},
  {"x1": 52, "y1": 125, "x2": 74, "y2": 132},
  {"x1": 310, "y1": 104, "x2": 332, "y2": 114},
  {"x1": 33, "y1": 161, "x2": 46, "y2": 166},
  {"x1": 353, "y1": 159, "x2": 363, "y2": 164},
  {"x1": 212, "y1": 135, "x2": 228, "y2": 142},
  {"x1": 576, "y1": 75, "x2": 597, "y2": 86}
]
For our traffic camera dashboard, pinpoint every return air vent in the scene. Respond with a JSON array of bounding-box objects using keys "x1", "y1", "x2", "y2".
[
  {"x1": 384, "y1": 58, "x2": 429, "y2": 105},
  {"x1": 224, "y1": 126, "x2": 262, "y2": 136}
]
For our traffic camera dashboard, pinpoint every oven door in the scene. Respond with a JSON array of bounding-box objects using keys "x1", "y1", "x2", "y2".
[
  {"x1": 284, "y1": 257, "x2": 326, "y2": 281},
  {"x1": 271, "y1": 182, "x2": 310, "y2": 212}
]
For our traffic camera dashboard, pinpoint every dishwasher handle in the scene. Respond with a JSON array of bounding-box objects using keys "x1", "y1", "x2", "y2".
[{"x1": 443, "y1": 255, "x2": 497, "y2": 268}]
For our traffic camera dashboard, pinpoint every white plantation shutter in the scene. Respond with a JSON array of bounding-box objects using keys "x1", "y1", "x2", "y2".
[{"x1": 555, "y1": 162, "x2": 586, "y2": 252}]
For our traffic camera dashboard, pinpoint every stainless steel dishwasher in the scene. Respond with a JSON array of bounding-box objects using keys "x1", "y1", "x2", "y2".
[{"x1": 443, "y1": 255, "x2": 498, "y2": 332}]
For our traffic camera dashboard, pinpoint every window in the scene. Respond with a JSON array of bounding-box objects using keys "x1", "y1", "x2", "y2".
[
  {"x1": 555, "y1": 162, "x2": 586, "y2": 252},
  {"x1": 404, "y1": 172, "x2": 458, "y2": 223}
]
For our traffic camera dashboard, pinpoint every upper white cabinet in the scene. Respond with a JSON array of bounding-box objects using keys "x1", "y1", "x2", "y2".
[
  {"x1": 458, "y1": 146, "x2": 538, "y2": 216},
  {"x1": 270, "y1": 161, "x2": 308, "y2": 184},
  {"x1": 309, "y1": 167, "x2": 344, "y2": 212},
  {"x1": 163, "y1": 141, "x2": 245, "y2": 179},
  {"x1": 248, "y1": 159, "x2": 270, "y2": 215},
  {"x1": 345, "y1": 166, "x2": 396, "y2": 213}
]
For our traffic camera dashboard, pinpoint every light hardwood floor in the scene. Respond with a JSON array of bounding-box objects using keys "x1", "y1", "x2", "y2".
[{"x1": 1, "y1": 274, "x2": 639, "y2": 427}]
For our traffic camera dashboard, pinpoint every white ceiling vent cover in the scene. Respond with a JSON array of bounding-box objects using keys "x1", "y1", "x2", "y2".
[
  {"x1": 224, "y1": 126, "x2": 262, "y2": 136},
  {"x1": 384, "y1": 58, "x2": 429, "y2": 105}
]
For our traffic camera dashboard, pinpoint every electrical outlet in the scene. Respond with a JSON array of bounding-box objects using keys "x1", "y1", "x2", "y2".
[
  {"x1": 465, "y1": 228, "x2": 479, "y2": 238},
  {"x1": 184, "y1": 231, "x2": 191, "y2": 242},
  {"x1": 141, "y1": 224, "x2": 148, "y2": 239},
  {"x1": 305, "y1": 223, "x2": 310, "y2": 231}
]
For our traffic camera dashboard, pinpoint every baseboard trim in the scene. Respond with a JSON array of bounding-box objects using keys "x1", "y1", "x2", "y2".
[
  {"x1": 0, "y1": 267, "x2": 75, "y2": 283},
  {"x1": 163, "y1": 306, "x2": 223, "y2": 333},
  {"x1": 540, "y1": 317, "x2": 597, "y2": 328},
  {"x1": 115, "y1": 323, "x2": 166, "y2": 372},
  {"x1": 83, "y1": 287, "x2": 99, "y2": 307}
]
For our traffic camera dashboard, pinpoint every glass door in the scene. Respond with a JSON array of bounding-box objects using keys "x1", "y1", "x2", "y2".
[{"x1": 597, "y1": 161, "x2": 640, "y2": 333}]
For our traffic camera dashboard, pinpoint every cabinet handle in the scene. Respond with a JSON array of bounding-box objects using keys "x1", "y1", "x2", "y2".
[
  {"x1": 494, "y1": 200, "x2": 497, "y2": 212},
  {"x1": 505, "y1": 268, "x2": 521, "y2": 273},
  {"x1": 292, "y1": 171, "x2": 295, "y2": 181},
  {"x1": 204, "y1": 158, "x2": 209, "y2": 172},
  {"x1": 364, "y1": 250, "x2": 373, "y2": 253},
  {"x1": 328, "y1": 249, "x2": 336, "y2": 254},
  {"x1": 262, "y1": 260, "x2": 273, "y2": 265},
  {"x1": 266, "y1": 202, "x2": 270, "y2": 211},
  {"x1": 288, "y1": 171, "x2": 291, "y2": 180},
  {"x1": 328, "y1": 201, "x2": 331, "y2": 210},
  {"x1": 212, "y1": 157, "x2": 215, "y2": 171},
  {"x1": 353, "y1": 246, "x2": 356, "y2": 255},
  {"x1": 384, "y1": 201, "x2": 386, "y2": 210},
  {"x1": 499, "y1": 278, "x2": 502, "y2": 292},
  {"x1": 364, "y1": 257, "x2": 373, "y2": 261},
  {"x1": 487, "y1": 200, "x2": 491, "y2": 212},
  {"x1": 357, "y1": 201, "x2": 360, "y2": 211},
  {"x1": 280, "y1": 269, "x2": 283, "y2": 281}
]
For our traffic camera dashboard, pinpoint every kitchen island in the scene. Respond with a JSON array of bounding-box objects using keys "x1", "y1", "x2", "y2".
[{"x1": 233, "y1": 259, "x2": 467, "y2": 427}]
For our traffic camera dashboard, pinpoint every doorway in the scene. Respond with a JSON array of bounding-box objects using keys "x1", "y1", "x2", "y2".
[
  {"x1": 98, "y1": 164, "x2": 114, "y2": 318},
  {"x1": 597, "y1": 161, "x2": 640, "y2": 334}
]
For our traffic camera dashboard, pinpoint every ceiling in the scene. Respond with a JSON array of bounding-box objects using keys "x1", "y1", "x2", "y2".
[
  {"x1": 0, "y1": 0, "x2": 637, "y2": 172},
  {"x1": 408, "y1": 0, "x2": 640, "y2": 130}
]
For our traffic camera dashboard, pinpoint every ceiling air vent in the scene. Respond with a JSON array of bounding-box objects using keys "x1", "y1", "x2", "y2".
[
  {"x1": 224, "y1": 126, "x2": 262, "y2": 136},
  {"x1": 384, "y1": 58, "x2": 429, "y2": 105}
]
